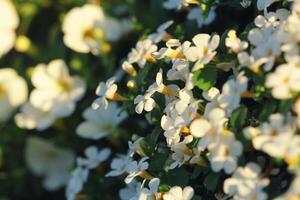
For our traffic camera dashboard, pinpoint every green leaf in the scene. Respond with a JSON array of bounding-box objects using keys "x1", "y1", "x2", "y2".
[
  {"x1": 158, "y1": 184, "x2": 171, "y2": 193},
  {"x1": 258, "y1": 100, "x2": 277, "y2": 121},
  {"x1": 191, "y1": 166, "x2": 202, "y2": 180},
  {"x1": 141, "y1": 127, "x2": 161, "y2": 156},
  {"x1": 161, "y1": 168, "x2": 189, "y2": 187},
  {"x1": 192, "y1": 195, "x2": 202, "y2": 200},
  {"x1": 203, "y1": 172, "x2": 220, "y2": 191},
  {"x1": 230, "y1": 106, "x2": 248, "y2": 129},
  {"x1": 148, "y1": 153, "x2": 169, "y2": 172},
  {"x1": 192, "y1": 67, "x2": 217, "y2": 91},
  {"x1": 278, "y1": 98, "x2": 294, "y2": 114}
]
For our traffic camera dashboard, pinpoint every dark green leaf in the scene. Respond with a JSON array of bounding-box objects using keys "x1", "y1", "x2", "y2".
[
  {"x1": 161, "y1": 168, "x2": 189, "y2": 187},
  {"x1": 230, "y1": 106, "x2": 248, "y2": 129},
  {"x1": 192, "y1": 67, "x2": 217, "y2": 91},
  {"x1": 141, "y1": 127, "x2": 161, "y2": 156},
  {"x1": 278, "y1": 98, "x2": 294, "y2": 114},
  {"x1": 203, "y1": 172, "x2": 220, "y2": 191},
  {"x1": 258, "y1": 100, "x2": 277, "y2": 121}
]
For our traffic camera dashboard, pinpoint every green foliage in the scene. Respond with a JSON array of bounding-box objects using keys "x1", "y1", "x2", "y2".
[
  {"x1": 192, "y1": 66, "x2": 217, "y2": 91},
  {"x1": 230, "y1": 105, "x2": 248, "y2": 129}
]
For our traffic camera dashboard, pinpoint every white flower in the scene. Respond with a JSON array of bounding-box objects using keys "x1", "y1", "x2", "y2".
[
  {"x1": 187, "y1": 7, "x2": 216, "y2": 28},
  {"x1": 148, "y1": 20, "x2": 173, "y2": 43},
  {"x1": 167, "y1": 60, "x2": 194, "y2": 90},
  {"x1": 125, "y1": 157, "x2": 149, "y2": 184},
  {"x1": 62, "y1": 4, "x2": 128, "y2": 55},
  {"x1": 76, "y1": 103, "x2": 127, "y2": 140},
  {"x1": 66, "y1": 146, "x2": 110, "y2": 199},
  {"x1": 217, "y1": 72, "x2": 248, "y2": 115},
  {"x1": 139, "y1": 178, "x2": 160, "y2": 200},
  {"x1": 134, "y1": 92, "x2": 156, "y2": 114},
  {"x1": 66, "y1": 167, "x2": 89, "y2": 200},
  {"x1": 77, "y1": 146, "x2": 111, "y2": 169},
  {"x1": 254, "y1": 9, "x2": 290, "y2": 28},
  {"x1": 202, "y1": 87, "x2": 221, "y2": 116},
  {"x1": 265, "y1": 63, "x2": 300, "y2": 99},
  {"x1": 163, "y1": 186, "x2": 194, "y2": 200},
  {"x1": 225, "y1": 30, "x2": 248, "y2": 53},
  {"x1": 0, "y1": 0, "x2": 19, "y2": 57},
  {"x1": 207, "y1": 133, "x2": 243, "y2": 174},
  {"x1": 237, "y1": 51, "x2": 269, "y2": 72},
  {"x1": 169, "y1": 135, "x2": 193, "y2": 169},
  {"x1": 106, "y1": 154, "x2": 132, "y2": 177},
  {"x1": 257, "y1": 0, "x2": 278, "y2": 11},
  {"x1": 15, "y1": 102, "x2": 56, "y2": 131},
  {"x1": 184, "y1": 34, "x2": 220, "y2": 71},
  {"x1": 0, "y1": 68, "x2": 28, "y2": 122},
  {"x1": 244, "y1": 113, "x2": 300, "y2": 160},
  {"x1": 163, "y1": 0, "x2": 198, "y2": 10},
  {"x1": 92, "y1": 77, "x2": 121, "y2": 110},
  {"x1": 223, "y1": 163, "x2": 269, "y2": 200},
  {"x1": 248, "y1": 26, "x2": 288, "y2": 71},
  {"x1": 25, "y1": 137, "x2": 75, "y2": 191},
  {"x1": 30, "y1": 59, "x2": 86, "y2": 117},
  {"x1": 190, "y1": 107, "x2": 227, "y2": 140},
  {"x1": 128, "y1": 39, "x2": 158, "y2": 68},
  {"x1": 154, "y1": 39, "x2": 191, "y2": 61},
  {"x1": 119, "y1": 180, "x2": 143, "y2": 200}
]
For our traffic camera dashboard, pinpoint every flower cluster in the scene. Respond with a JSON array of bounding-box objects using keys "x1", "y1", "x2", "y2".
[{"x1": 1, "y1": 0, "x2": 300, "y2": 199}]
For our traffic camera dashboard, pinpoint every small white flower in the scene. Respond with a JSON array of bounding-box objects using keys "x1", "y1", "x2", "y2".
[
  {"x1": 248, "y1": 26, "x2": 288, "y2": 71},
  {"x1": 254, "y1": 9, "x2": 290, "y2": 28},
  {"x1": 139, "y1": 178, "x2": 160, "y2": 200},
  {"x1": 148, "y1": 20, "x2": 174, "y2": 43},
  {"x1": 223, "y1": 163, "x2": 269, "y2": 200},
  {"x1": 125, "y1": 157, "x2": 149, "y2": 184},
  {"x1": 208, "y1": 133, "x2": 243, "y2": 174},
  {"x1": 15, "y1": 102, "x2": 56, "y2": 131},
  {"x1": 163, "y1": 186, "x2": 194, "y2": 200},
  {"x1": 154, "y1": 39, "x2": 191, "y2": 60},
  {"x1": 25, "y1": 137, "x2": 75, "y2": 191},
  {"x1": 128, "y1": 39, "x2": 158, "y2": 68},
  {"x1": 169, "y1": 135, "x2": 193, "y2": 169},
  {"x1": 76, "y1": 103, "x2": 127, "y2": 140},
  {"x1": 225, "y1": 30, "x2": 248, "y2": 53},
  {"x1": 119, "y1": 180, "x2": 143, "y2": 200},
  {"x1": 30, "y1": 59, "x2": 86, "y2": 117},
  {"x1": 134, "y1": 92, "x2": 156, "y2": 114},
  {"x1": 163, "y1": 0, "x2": 198, "y2": 10},
  {"x1": 167, "y1": 60, "x2": 194, "y2": 90},
  {"x1": 0, "y1": 68, "x2": 28, "y2": 122},
  {"x1": 265, "y1": 63, "x2": 300, "y2": 99},
  {"x1": 77, "y1": 146, "x2": 111, "y2": 169},
  {"x1": 66, "y1": 167, "x2": 89, "y2": 200},
  {"x1": 106, "y1": 154, "x2": 132, "y2": 177},
  {"x1": 184, "y1": 33, "x2": 220, "y2": 71},
  {"x1": 62, "y1": 4, "x2": 128, "y2": 55},
  {"x1": 257, "y1": 0, "x2": 278, "y2": 11},
  {"x1": 187, "y1": 7, "x2": 216, "y2": 28},
  {"x1": 217, "y1": 72, "x2": 248, "y2": 115},
  {"x1": 244, "y1": 113, "x2": 300, "y2": 160},
  {"x1": 0, "y1": 0, "x2": 19, "y2": 57},
  {"x1": 92, "y1": 77, "x2": 121, "y2": 110}
]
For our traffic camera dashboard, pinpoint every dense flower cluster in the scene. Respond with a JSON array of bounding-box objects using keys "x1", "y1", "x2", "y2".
[{"x1": 1, "y1": 0, "x2": 300, "y2": 199}]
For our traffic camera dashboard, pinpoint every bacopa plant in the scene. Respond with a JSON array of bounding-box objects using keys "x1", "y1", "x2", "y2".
[{"x1": 0, "y1": 0, "x2": 300, "y2": 199}]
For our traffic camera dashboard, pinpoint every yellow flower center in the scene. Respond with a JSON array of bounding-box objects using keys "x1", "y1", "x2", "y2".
[
  {"x1": 0, "y1": 84, "x2": 5, "y2": 98},
  {"x1": 58, "y1": 80, "x2": 72, "y2": 92},
  {"x1": 83, "y1": 28, "x2": 105, "y2": 41}
]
